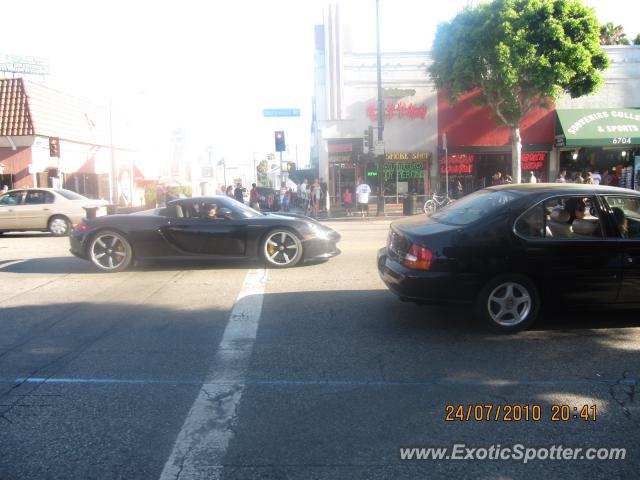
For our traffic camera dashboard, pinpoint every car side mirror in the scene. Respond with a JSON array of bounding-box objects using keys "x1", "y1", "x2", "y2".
[{"x1": 217, "y1": 207, "x2": 233, "y2": 220}]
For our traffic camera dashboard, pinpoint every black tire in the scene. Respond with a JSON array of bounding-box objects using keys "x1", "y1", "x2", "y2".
[
  {"x1": 88, "y1": 230, "x2": 133, "y2": 272},
  {"x1": 261, "y1": 229, "x2": 303, "y2": 268},
  {"x1": 48, "y1": 216, "x2": 71, "y2": 236},
  {"x1": 475, "y1": 274, "x2": 540, "y2": 333}
]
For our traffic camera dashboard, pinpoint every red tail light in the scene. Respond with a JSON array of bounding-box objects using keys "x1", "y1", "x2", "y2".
[
  {"x1": 403, "y1": 243, "x2": 433, "y2": 270},
  {"x1": 73, "y1": 223, "x2": 89, "y2": 233}
]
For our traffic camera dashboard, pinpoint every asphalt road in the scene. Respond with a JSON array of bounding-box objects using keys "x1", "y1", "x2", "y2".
[{"x1": 0, "y1": 220, "x2": 639, "y2": 480}]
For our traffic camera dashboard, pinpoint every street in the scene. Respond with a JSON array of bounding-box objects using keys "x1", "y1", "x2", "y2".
[{"x1": 1, "y1": 220, "x2": 639, "y2": 479}]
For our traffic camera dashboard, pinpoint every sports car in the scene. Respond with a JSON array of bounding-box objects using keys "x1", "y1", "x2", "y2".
[{"x1": 69, "y1": 196, "x2": 341, "y2": 272}]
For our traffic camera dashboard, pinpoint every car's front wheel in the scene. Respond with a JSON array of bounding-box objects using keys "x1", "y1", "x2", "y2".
[
  {"x1": 262, "y1": 230, "x2": 303, "y2": 268},
  {"x1": 48, "y1": 216, "x2": 71, "y2": 236},
  {"x1": 476, "y1": 274, "x2": 540, "y2": 333},
  {"x1": 88, "y1": 230, "x2": 133, "y2": 272}
]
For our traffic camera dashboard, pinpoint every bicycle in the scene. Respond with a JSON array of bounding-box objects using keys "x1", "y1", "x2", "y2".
[{"x1": 423, "y1": 193, "x2": 454, "y2": 215}]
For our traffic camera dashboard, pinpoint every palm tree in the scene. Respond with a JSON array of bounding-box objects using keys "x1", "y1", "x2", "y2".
[{"x1": 600, "y1": 22, "x2": 629, "y2": 45}]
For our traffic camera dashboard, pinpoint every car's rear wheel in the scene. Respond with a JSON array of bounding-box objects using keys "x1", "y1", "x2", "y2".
[
  {"x1": 262, "y1": 230, "x2": 303, "y2": 268},
  {"x1": 89, "y1": 230, "x2": 133, "y2": 272},
  {"x1": 476, "y1": 274, "x2": 540, "y2": 333},
  {"x1": 48, "y1": 216, "x2": 71, "y2": 236}
]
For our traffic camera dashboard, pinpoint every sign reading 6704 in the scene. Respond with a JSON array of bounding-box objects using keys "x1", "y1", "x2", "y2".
[{"x1": 612, "y1": 137, "x2": 631, "y2": 144}]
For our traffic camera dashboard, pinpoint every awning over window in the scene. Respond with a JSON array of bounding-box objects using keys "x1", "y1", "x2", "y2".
[{"x1": 555, "y1": 108, "x2": 640, "y2": 147}]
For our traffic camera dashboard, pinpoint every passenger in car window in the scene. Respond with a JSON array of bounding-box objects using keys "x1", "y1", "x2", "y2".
[{"x1": 612, "y1": 207, "x2": 629, "y2": 237}]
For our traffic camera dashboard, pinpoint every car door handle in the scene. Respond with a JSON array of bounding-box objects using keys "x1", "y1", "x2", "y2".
[{"x1": 43, "y1": 208, "x2": 50, "y2": 211}]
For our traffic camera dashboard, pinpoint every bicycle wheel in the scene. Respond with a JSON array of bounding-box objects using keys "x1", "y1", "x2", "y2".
[{"x1": 423, "y1": 200, "x2": 437, "y2": 215}]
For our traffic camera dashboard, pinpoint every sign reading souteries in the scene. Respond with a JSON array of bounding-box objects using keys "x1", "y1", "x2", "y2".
[{"x1": 556, "y1": 109, "x2": 640, "y2": 146}]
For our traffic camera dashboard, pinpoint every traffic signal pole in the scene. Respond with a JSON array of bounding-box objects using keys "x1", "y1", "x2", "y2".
[{"x1": 375, "y1": 0, "x2": 385, "y2": 216}]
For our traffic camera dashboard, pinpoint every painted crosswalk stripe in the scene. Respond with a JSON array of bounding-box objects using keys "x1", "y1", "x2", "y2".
[{"x1": 159, "y1": 268, "x2": 268, "y2": 480}]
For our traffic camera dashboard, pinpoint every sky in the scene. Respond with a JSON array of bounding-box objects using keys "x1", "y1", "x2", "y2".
[{"x1": 2, "y1": 0, "x2": 639, "y2": 175}]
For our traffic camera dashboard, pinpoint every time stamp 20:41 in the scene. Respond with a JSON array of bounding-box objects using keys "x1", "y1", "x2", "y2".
[{"x1": 445, "y1": 404, "x2": 597, "y2": 422}]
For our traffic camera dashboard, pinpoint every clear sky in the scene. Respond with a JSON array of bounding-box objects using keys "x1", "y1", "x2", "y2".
[{"x1": 2, "y1": 0, "x2": 639, "y2": 174}]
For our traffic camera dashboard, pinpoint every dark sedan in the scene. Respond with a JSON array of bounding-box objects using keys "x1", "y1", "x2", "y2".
[
  {"x1": 378, "y1": 184, "x2": 640, "y2": 333},
  {"x1": 70, "y1": 196, "x2": 340, "y2": 272}
]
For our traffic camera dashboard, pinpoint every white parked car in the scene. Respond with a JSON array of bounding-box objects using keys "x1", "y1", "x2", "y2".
[{"x1": 0, "y1": 188, "x2": 107, "y2": 236}]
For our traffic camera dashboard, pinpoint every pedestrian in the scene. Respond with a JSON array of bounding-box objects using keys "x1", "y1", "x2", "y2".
[
  {"x1": 250, "y1": 183, "x2": 260, "y2": 210},
  {"x1": 592, "y1": 170, "x2": 602, "y2": 185},
  {"x1": 298, "y1": 179, "x2": 308, "y2": 209},
  {"x1": 279, "y1": 182, "x2": 288, "y2": 211},
  {"x1": 234, "y1": 183, "x2": 244, "y2": 203},
  {"x1": 529, "y1": 171, "x2": 537, "y2": 184},
  {"x1": 504, "y1": 175, "x2": 513, "y2": 185},
  {"x1": 556, "y1": 170, "x2": 568, "y2": 183},
  {"x1": 1, "y1": 185, "x2": 8, "y2": 194},
  {"x1": 342, "y1": 188, "x2": 354, "y2": 216},
  {"x1": 310, "y1": 179, "x2": 321, "y2": 217},
  {"x1": 320, "y1": 177, "x2": 328, "y2": 212},
  {"x1": 355, "y1": 177, "x2": 371, "y2": 218},
  {"x1": 492, "y1": 172, "x2": 503, "y2": 186},
  {"x1": 584, "y1": 172, "x2": 595, "y2": 185},
  {"x1": 226, "y1": 185, "x2": 234, "y2": 197}
]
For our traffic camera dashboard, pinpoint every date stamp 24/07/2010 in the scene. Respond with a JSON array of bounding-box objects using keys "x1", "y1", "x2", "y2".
[{"x1": 445, "y1": 404, "x2": 597, "y2": 422}]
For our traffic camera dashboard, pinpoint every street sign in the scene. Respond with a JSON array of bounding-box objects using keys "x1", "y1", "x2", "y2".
[
  {"x1": 263, "y1": 108, "x2": 301, "y2": 117},
  {"x1": 0, "y1": 53, "x2": 49, "y2": 75},
  {"x1": 374, "y1": 141, "x2": 385, "y2": 156}
]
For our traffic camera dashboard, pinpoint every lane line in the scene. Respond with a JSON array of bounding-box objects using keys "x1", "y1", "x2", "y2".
[
  {"x1": 0, "y1": 259, "x2": 26, "y2": 270},
  {"x1": 159, "y1": 268, "x2": 268, "y2": 480},
  {"x1": 5, "y1": 376, "x2": 638, "y2": 388}
]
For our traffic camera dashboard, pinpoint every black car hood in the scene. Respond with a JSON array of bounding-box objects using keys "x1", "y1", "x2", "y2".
[{"x1": 392, "y1": 215, "x2": 460, "y2": 238}]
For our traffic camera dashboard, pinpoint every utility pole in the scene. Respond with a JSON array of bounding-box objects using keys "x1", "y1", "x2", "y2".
[{"x1": 375, "y1": 0, "x2": 385, "y2": 216}]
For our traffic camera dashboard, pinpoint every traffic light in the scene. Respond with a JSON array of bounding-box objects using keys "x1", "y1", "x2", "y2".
[
  {"x1": 49, "y1": 137, "x2": 60, "y2": 157},
  {"x1": 363, "y1": 126, "x2": 374, "y2": 154},
  {"x1": 286, "y1": 162, "x2": 296, "y2": 173},
  {"x1": 275, "y1": 130, "x2": 286, "y2": 152}
]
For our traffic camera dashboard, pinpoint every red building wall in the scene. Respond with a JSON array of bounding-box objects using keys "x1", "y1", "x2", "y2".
[
  {"x1": 0, "y1": 147, "x2": 33, "y2": 188},
  {"x1": 437, "y1": 89, "x2": 556, "y2": 148}
]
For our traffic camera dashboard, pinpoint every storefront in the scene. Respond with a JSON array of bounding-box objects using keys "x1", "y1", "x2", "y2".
[
  {"x1": 437, "y1": 89, "x2": 555, "y2": 192},
  {"x1": 555, "y1": 108, "x2": 640, "y2": 189}
]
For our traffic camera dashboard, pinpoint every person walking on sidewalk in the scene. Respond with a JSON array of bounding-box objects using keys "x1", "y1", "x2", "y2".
[
  {"x1": 310, "y1": 179, "x2": 321, "y2": 217},
  {"x1": 355, "y1": 178, "x2": 371, "y2": 218},
  {"x1": 250, "y1": 183, "x2": 260, "y2": 210},
  {"x1": 342, "y1": 188, "x2": 354, "y2": 217}
]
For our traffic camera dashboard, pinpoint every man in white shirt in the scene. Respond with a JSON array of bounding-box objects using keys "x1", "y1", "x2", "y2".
[{"x1": 355, "y1": 178, "x2": 371, "y2": 217}]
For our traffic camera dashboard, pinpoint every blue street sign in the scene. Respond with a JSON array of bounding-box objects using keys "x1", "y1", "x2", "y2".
[{"x1": 263, "y1": 108, "x2": 301, "y2": 117}]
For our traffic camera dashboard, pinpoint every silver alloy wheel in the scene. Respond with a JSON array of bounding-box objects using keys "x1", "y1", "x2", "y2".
[
  {"x1": 49, "y1": 217, "x2": 70, "y2": 236},
  {"x1": 487, "y1": 282, "x2": 532, "y2": 326},
  {"x1": 263, "y1": 230, "x2": 302, "y2": 267},
  {"x1": 90, "y1": 232, "x2": 129, "y2": 271},
  {"x1": 424, "y1": 200, "x2": 436, "y2": 215}
]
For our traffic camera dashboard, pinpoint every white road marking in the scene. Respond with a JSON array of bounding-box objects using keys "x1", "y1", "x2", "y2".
[
  {"x1": 159, "y1": 268, "x2": 268, "y2": 480},
  {"x1": 0, "y1": 260, "x2": 26, "y2": 270}
]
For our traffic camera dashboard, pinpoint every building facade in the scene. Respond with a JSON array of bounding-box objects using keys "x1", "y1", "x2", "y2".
[
  {"x1": 313, "y1": 8, "x2": 640, "y2": 198},
  {"x1": 0, "y1": 78, "x2": 142, "y2": 204}
]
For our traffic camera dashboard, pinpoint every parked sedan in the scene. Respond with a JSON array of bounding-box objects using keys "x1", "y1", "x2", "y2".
[
  {"x1": 0, "y1": 188, "x2": 107, "y2": 236},
  {"x1": 70, "y1": 196, "x2": 340, "y2": 272},
  {"x1": 378, "y1": 184, "x2": 640, "y2": 333}
]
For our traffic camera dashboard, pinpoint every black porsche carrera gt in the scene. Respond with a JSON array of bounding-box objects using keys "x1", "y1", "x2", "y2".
[{"x1": 69, "y1": 196, "x2": 340, "y2": 272}]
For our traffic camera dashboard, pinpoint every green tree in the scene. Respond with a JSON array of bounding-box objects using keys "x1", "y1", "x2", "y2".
[
  {"x1": 599, "y1": 22, "x2": 629, "y2": 45},
  {"x1": 256, "y1": 159, "x2": 272, "y2": 187},
  {"x1": 430, "y1": 0, "x2": 608, "y2": 183},
  {"x1": 633, "y1": 34, "x2": 640, "y2": 45}
]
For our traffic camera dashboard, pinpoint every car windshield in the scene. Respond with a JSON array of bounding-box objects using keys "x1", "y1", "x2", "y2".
[
  {"x1": 230, "y1": 199, "x2": 264, "y2": 218},
  {"x1": 430, "y1": 189, "x2": 522, "y2": 226},
  {"x1": 54, "y1": 189, "x2": 87, "y2": 200}
]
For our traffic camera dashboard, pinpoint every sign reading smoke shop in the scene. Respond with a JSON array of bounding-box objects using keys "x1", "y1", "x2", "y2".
[{"x1": 556, "y1": 108, "x2": 640, "y2": 146}]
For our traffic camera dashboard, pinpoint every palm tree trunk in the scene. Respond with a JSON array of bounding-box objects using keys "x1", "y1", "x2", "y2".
[{"x1": 511, "y1": 127, "x2": 522, "y2": 184}]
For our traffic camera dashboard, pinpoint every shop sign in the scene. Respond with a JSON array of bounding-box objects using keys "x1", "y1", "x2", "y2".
[
  {"x1": 385, "y1": 152, "x2": 430, "y2": 162},
  {"x1": 521, "y1": 152, "x2": 547, "y2": 171},
  {"x1": 328, "y1": 144, "x2": 353, "y2": 154},
  {"x1": 383, "y1": 162, "x2": 425, "y2": 180},
  {"x1": 556, "y1": 108, "x2": 640, "y2": 146},
  {"x1": 439, "y1": 154, "x2": 474, "y2": 174},
  {"x1": 367, "y1": 103, "x2": 427, "y2": 122},
  {"x1": 329, "y1": 155, "x2": 352, "y2": 163}
]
